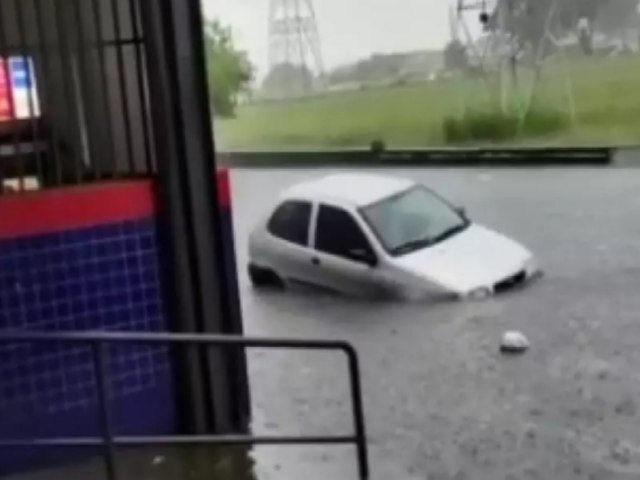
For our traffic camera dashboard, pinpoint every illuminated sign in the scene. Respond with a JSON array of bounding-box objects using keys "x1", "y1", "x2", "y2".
[
  {"x1": 0, "y1": 59, "x2": 12, "y2": 121},
  {"x1": 0, "y1": 56, "x2": 40, "y2": 122}
]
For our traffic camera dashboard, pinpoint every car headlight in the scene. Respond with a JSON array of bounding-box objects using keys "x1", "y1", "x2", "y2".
[{"x1": 467, "y1": 286, "x2": 492, "y2": 300}]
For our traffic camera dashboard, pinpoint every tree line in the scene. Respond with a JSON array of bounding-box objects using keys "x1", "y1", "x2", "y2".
[
  {"x1": 484, "y1": 0, "x2": 639, "y2": 46},
  {"x1": 444, "y1": 0, "x2": 639, "y2": 70},
  {"x1": 203, "y1": 19, "x2": 253, "y2": 118}
]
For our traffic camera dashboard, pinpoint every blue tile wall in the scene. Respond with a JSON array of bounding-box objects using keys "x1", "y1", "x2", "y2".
[{"x1": 0, "y1": 218, "x2": 176, "y2": 475}]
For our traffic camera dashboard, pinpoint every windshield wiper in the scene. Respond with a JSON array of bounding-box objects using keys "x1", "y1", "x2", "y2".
[
  {"x1": 392, "y1": 222, "x2": 469, "y2": 256},
  {"x1": 429, "y1": 222, "x2": 468, "y2": 245},
  {"x1": 391, "y1": 237, "x2": 434, "y2": 256}
]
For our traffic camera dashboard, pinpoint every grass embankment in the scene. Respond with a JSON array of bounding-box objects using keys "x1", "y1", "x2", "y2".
[{"x1": 218, "y1": 56, "x2": 640, "y2": 149}]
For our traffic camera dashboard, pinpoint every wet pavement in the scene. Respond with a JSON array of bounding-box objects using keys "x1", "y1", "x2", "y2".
[{"x1": 233, "y1": 168, "x2": 640, "y2": 480}]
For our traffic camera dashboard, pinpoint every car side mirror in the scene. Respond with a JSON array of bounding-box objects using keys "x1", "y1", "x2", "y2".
[{"x1": 349, "y1": 248, "x2": 378, "y2": 267}]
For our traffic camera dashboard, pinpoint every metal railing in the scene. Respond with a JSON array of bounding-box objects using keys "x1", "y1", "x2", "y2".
[{"x1": 0, "y1": 331, "x2": 370, "y2": 480}]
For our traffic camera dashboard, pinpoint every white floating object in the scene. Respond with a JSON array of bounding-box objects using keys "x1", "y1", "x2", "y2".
[{"x1": 500, "y1": 331, "x2": 529, "y2": 354}]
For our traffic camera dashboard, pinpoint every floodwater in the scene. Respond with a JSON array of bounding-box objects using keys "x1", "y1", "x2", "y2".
[
  {"x1": 12, "y1": 167, "x2": 640, "y2": 480},
  {"x1": 234, "y1": 167, "x2": 640, "y2": 480},
  {"x1": 8, "y1": 446, "x2": 257, "y2": 480}
]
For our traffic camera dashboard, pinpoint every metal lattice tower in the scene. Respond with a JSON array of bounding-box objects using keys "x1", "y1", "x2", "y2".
[{"x1": 267, "y1": 0, "x2": 325, "y2": 95}]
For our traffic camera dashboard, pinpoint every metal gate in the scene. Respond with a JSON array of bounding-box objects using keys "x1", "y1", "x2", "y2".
[{"x1": 0, "y1": 0, "x2": 155, "y2": 191}]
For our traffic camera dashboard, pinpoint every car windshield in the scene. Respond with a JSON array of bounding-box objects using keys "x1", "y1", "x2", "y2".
[{"x1": 360, "y1": 185, "x2": 469, "y2": 256}]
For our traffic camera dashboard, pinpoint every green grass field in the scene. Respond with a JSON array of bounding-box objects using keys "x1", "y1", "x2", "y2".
[{"x1": 217, "y1": 56, "x2": 640, "y2": 150}]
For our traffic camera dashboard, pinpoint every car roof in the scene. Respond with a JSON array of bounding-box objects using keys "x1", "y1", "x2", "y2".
[{"x1": 282, "y1": 173, "x2": 415, "y2": 208}]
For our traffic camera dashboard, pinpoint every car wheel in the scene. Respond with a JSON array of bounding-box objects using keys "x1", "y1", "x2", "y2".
[{"x1": 248, "y1": 264, "x2": 284, "y2": 289}]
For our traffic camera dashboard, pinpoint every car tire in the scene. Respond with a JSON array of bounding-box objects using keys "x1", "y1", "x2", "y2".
[{"x1": 248, "y1": 264, "x2": 284, "y2": 289}]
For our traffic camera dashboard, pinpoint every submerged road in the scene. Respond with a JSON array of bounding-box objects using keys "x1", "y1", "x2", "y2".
[{"x1": 232, "y1": 168, "x2": 640, "y2": 480}]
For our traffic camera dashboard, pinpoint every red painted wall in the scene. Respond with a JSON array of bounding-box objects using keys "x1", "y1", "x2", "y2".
[{"x1": 0, "y1": 170, "x2": 231, "y2": 239}]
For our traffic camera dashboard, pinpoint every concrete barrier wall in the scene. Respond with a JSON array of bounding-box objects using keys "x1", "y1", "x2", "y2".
[{"x1": 218, "y1": 147, "x2": 613, "y2": 168}]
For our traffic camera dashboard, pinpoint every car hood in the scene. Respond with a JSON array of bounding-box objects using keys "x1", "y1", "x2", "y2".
[{"x1": 392, "y1": 223, "x2": 532, "y2": 295}]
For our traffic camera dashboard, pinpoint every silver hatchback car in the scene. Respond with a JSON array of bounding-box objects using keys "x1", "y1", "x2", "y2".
[{"x1": 248, "y1": 174, "x2": 538, "y2": 299}]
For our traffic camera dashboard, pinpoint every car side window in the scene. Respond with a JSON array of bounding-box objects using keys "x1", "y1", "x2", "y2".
[
  {"x1": 315, "y1": 205, "x2": 375, "y2": 263},
  {"x1": 267, "y1": 200, "x2": 312, "y2": 246}
]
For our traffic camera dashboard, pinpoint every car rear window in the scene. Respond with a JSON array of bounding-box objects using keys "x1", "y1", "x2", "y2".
[{"x1": 267, "y1": 200, "x2": 312, "y2": 246}]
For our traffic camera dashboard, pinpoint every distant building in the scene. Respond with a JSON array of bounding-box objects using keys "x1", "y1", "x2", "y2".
[{"x1": 328, "y1": 50, "x2": 443, "y2": 88}]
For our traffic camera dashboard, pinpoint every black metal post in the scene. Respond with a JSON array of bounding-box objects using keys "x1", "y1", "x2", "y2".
[
  {"x1": 91, "y1": 342, "x2": 117, "y2": 480},
  {"x1": 108, "y1": 0, "x2": 134, "y2": 174},
  {"x1": 137, "y1": 0, "x2": 213, "y2": 435},
  {"x1": 52, "y1": 0, "x2": 83, "y2": 184},
  {"x1": 128, "y1": 0, "x2": 153, "y2": 173},
  {"x1": 138, "y1": 0, "x2": 247, "y2": 435},
  {"x1": 33, "y1": 0, "x2": 63, "y2": 186},
  {"x1": 161, "y1": 0, "x2": 237, "y2": 433},
  {"x1": 70, "y1": 0, "x2": 96, "y2": 180},
  {"x1": 0, "y1": 1, "x2": 23, "y2": 189},
  {"x1": 344, "y1": 344, "x2": 370, "y2": 480},
  {"x1": 89, "y1": 0, "x2": 116, "y2": 179},
  {"x1": 13, "y1": 0, "x2": 44, "y2": 185}
]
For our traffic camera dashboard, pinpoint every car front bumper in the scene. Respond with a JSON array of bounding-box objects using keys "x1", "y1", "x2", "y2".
[{"x1": 462, "y1": 257, "x2": 541, "y2": 300}]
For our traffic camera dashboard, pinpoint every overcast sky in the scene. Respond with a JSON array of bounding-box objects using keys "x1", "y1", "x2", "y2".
[{"x1": 201, "y1": 0, "x2": 481, "y2": 79}]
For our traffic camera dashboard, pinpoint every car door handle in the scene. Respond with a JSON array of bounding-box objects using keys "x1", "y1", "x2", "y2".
[{"x1": 311, "y1": 257, "x2": 321, "y2": 266}]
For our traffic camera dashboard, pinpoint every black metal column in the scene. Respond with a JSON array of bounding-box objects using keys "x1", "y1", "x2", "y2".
[{"x1": 139, "y1": 0, "x2": 247, "y2": 434}]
